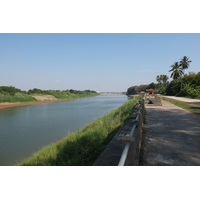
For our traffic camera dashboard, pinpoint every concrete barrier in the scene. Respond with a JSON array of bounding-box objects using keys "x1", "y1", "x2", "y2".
[{"x1": 118, "y1": 98, "x2": 145, "y2": 166}]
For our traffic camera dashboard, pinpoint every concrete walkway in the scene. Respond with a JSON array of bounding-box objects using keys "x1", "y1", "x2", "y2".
[{"x1": 142, "y1": 100, "x2": 200, "y2": 166}]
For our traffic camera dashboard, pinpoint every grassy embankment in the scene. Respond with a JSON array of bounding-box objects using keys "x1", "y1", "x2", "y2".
[
  {"x1": 0, "y1": 86, "x2": 99, "y2": 103},
  {"x1": 52, "y1": 92, "x2": 98, "y2": 99},
  {"x1": 18, "y1": 97, "x2": 139, "y2": 166},
  {"x1": 0, "y1": 92, "x2": 37, "y2": 103},
  {"x1": 0, "y1": 93, "x2": 98, "y2": 103},
  {"x1": 162, "y1": 97, "x2": 200, "y2": 114}
]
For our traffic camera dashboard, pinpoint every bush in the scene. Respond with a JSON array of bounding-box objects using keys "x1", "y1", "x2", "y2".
[
  {"x1": 166, "y1": 79, "x2": 181, "y2": 96},
  {"x1": 0, "y1": 93, "x2": 36, "y2": 103},
  {"x1": 157, "y1": 86, "x2": 166, "y2": 94},
  {"x1": 0, "y1": 86, "x2": 22, "y2": 96},
  {"x1": 177, "y1": 83, "x2": 200, "y2": 98}
]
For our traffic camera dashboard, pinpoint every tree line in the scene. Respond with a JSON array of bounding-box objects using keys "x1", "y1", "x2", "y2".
[
  {"x1": 127, "y1": 56, "x2": 200, "y2": 99},
  {"x1": 0, "y1": 86, "x2": 97, "y2": 96},
  {"x1": 0, "y1": 86, "x2": 98, "y2": 102}
]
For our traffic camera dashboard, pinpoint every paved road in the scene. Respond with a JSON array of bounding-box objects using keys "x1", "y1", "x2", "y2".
[
  {"x1": 161, "y1": 95, "x2": 200, "y2": 104},
  {"x1": 142, "y1": 100, "x2": 200, "y2": 166}
]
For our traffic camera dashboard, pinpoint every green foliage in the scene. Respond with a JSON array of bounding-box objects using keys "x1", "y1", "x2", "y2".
[
  {"x1": 18, "y1": 97, "x2": 139, "y2": 166},
  {"x1": 156, "y1": 74, "x2": 169, "y2": 86},
  {"x1": 157, "y1": 86, "x2": 166, "y2": 94},
  {"x1": 169, "y1": 62, "x2": 184, "y2": 80},
  {"x1": 169, "y1": 57, "x2": 192, "y2": 80},
  {"x1": 180, "y1": 56, "x2": 192, "y2": 71},
  {"x1": 182, "y1": 72, "x2": 200, "y2": 86},
  {"x1": 165, "y1": 71, "x2": 200, "y2": 98},
  {"x1": 0, "y1": 86, "x2": 23, "y2": 95},
  {"x1": 177, "y1": 83, "x2": 200, "y2": 98},
  {"x1": 166, "y1": 79, "x2": 181, "y2": 96},
  {"x1": 0, "y1": 86, "x2": 98, "y2": 103},
  {"x1": 149, "y1": 82, "x2": 156, "y2": 89},
  {"x1": 28, "y1": 88, "x2": 98, "y2": 99},
  {"x1": 28, "y1": 88, "x2": 43, "y2": 94},
  {"x1": 0, "y1": 93, "x2": 36, "y2": 103},
  {"x1": 127, "y1": 83, "x2": 155, "y2": 95}
]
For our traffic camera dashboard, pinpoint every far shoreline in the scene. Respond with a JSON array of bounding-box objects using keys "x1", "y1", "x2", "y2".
[{"x1": 0, "y1": 98, "x2": 72, "y2": 110}]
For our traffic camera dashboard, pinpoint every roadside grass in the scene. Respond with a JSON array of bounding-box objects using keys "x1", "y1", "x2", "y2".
[
  {"x1": 162, "y1": 97, "x2": 200, "y2": 114},
  {"x1": 18, "y1": 97, "x2": 139, "y2": 166},
  {"x1": 0, "y1": 93, "x2": 36, "y2": 103}
]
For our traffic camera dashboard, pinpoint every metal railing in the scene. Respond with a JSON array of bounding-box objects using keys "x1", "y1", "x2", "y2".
[{"x1": 118, "y1": 99, "x2": 144, "y2": 166}]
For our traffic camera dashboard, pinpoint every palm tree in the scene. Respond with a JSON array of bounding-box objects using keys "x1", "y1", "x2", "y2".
[
  {"x1": 161, "y1": 75, "x2": 169, "y2": 86},
  {"x1": 169, "y1": 62, "x2": 184, "y2": 80},
  {"x1": 156, "y1": 75, "x2": 169, "y2": 86},
  {"x1": 180, "y1": 56, "x2": 192, "y2": 71}
]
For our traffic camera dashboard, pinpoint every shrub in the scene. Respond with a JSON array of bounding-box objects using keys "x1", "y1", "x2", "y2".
[
  {"x1": 177, "y1": 83, "x2": 200, "y2": 98},
  {"x1": 0, "y1": 93, "x2": 36, "y2": 103},
  {"x1": 166, "y1": 79, "x2": 181, "y2": 96},
  {"x1": 157, "y1": 86, "x2": 166, "y2": 94}
]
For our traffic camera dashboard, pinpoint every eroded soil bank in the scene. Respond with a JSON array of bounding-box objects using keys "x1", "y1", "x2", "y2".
[{"x1": 0, "y1": 98, "x2": 71, "y2": 110}]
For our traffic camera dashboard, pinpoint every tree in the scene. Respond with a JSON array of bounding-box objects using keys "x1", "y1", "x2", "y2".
[
  {"x1": 149, "y1": 82, "x2": 156, "y2": 89},
  {"x1": 166, "y1": 79, "x2": 182, "y2": 96},
  {"x1": 156, "y1": 75, "x2": 169, "y2": 86},
  {"x1": 169, "y1": 62, "x2": 184, "y2": 80},
  {"x1": 180, "y1": 56, "x2": 192, "y2": 71},
  {"x1": 182, "y1": 72, "x2": 200, "y2": 86}
]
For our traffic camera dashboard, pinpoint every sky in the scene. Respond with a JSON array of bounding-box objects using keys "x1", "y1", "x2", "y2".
[{"x1": 0, "y1": 33, "x2": 200, "y2": 92}]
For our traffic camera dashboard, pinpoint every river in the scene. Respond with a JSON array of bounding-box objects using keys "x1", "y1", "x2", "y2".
[{"x1": 0, "y1": 95, "x2": 128, "y2": 166}]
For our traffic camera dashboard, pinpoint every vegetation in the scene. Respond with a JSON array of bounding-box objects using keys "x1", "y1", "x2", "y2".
[
  {"x1": 169, "y1": 56, "x2": 192, "y2": 90},
  {"x1": 0, "y1": 86, "x2": 36, "y2": 102},
  {"x1": 164, "y1": 72, "x2": 200, "y2": 98},
  {"x1": 180, "y1": 56, "x2": 192, "y2": 72},
  {"x1": 127, "y1": 56, "x2": 199, "y2": 99},
  {"x1": 0, "y1": 86, "x2": 98, "y2": 103},
  {"x1": 156, "y1": 75, "x2": 169, "y2": 86},
  {"x1": 28, "y1": 88, "x2": 98, "y2": 99},
  {"x1": 169, "y1": 62, "x2": 184, "y2": 80},
  {"x1": 18, "y1": 97, "x2": 139, "y2": 166},
  {"x1": 0, "y1": 92, "x2": 37, "y2": 103},
  {"x1": 162, "y1": 97, "x2": 200, "y2": 114},
  {"x1": 127, "y1": 83, "x2": 155, "y2": 95}
]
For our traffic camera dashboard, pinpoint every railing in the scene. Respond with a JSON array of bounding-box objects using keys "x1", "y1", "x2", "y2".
[{"x1": 118, "y1": 98, "x2": 145, "y2": 166}]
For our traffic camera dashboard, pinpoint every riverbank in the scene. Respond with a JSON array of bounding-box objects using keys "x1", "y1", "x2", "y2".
[
  {"x1": 0, "y1": 94, "x2": 99, "y2": 110},
  {"x1": 0, "y1": 98, "x2": 72, "y2": 110},
  {"x1": 18, "y1": 97, "x2": 139, "y2": 166}
]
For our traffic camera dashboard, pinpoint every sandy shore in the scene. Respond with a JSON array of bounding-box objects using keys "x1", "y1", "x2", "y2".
[{"x1": 0, "y1": 99, "x2": 71, "y2": 110}]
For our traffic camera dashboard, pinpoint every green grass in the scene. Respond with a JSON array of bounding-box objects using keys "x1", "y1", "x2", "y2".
[
  {"x1": 0, "y1": 93, "x2": 37, "y2": 103},
  {"x1": 162, "y1": 97, "x2": 200, "y2": 114},
  {"x1": 18, "y1": 97, "x2": 139, "y2": 166},
  {"x1": 54, "y1": 93, "x2": 99, "y2": 99},
  {"x1": 0, "y1": 92, "x2": 98, "y2": 103}
]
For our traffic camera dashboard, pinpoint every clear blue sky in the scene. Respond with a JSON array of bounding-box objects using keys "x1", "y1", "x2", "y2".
[{"x1": 1, "y1": 33, "x2": 200, "y2": 92}]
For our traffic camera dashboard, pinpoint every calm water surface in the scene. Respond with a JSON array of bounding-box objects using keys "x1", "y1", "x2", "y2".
[{"x1": 0, "y1": 95, "x2": 128, "y2": 165}]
